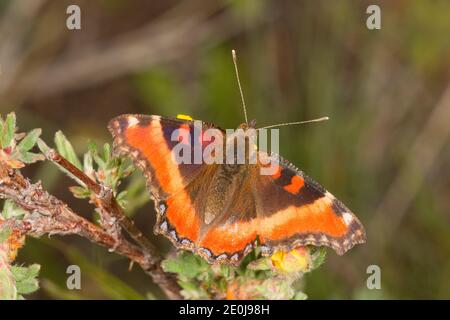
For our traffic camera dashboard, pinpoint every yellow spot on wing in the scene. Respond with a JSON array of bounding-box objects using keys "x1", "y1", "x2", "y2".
[{"x1": 177, "y1": 114, "x2": 193, "y2": 121}]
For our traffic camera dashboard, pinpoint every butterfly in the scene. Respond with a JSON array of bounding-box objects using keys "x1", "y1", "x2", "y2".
[{"x1": 108, "y1": 51, "x2": 366, "y2": 266}]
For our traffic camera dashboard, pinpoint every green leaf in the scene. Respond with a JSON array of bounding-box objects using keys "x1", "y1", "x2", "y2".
[
  {"x1": 69, "y1": 186, "x2": 91, "y2": 199},
  {"x1": 162, "y1": 251, "x2": 209, "y2": 279},
  {"x1": 1, "y1": 113, "x2": 16, "y2": 148},
  {"x1": 15, "y1": 277, "x2": 39, "y2": 295},
  {"x1": 37, "y1": 138, "x2": 51, "y2": 155},
  {"x1": 116, "y1": 190, "x2": 128, "y2": 208},
  {"x1": 2, "y1": 199, "x2": 27, "y2": 219},
  {"x1": 92, "y1": 151, "x2": 106, "y2": 169},
  {"x1": 118, "y1": 159, "x2": 134, "y2": 178},
  {"x1": 103, "y1": 143, "x2": 111, "y2": 164},
  {"x1": 10, "y1": 264, "x2": 40, "y2": 296},
  {"x1": 17, "y1": 128, "x2": 42, "y2": 152},
  {"x1": 87, "y1": 140, "x2": 98, "y2": 153},
  {"x1": 10, "y1": 264, "x2": 40, "y2": 282},
  {"x1": 247, "y1": 257, "x2": 272, "y2": 271},
  {"x1": 293, "y1": 291, "x2": 308, "y2": 300},
  {"x1": 20, "y1": 151, "x2": 45, "y2": 164},
  {"x1": 310, "y1": 247, "x2": 327, "y2": 271},
  {"x1": 54, "y1": 131, "x2": 82, "y2": 170},
  {"x1": 83, "y1": 151, "x2": 94, "y2": 177},
  {"x1": 178, "y1": 280, "x2": 197, "y2": 292},
  {"x1": 178, "y1": 280, "x2": 210, "y2": 299}
]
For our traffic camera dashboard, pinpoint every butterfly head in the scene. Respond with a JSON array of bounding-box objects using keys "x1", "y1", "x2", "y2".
[{"x1": 238, "y1": 119, "x2": 257, "y2": 131}]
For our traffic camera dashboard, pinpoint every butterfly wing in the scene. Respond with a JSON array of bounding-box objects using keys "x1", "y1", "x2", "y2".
[
  {"x1": 109, "y1": 114, "x2": 226, "y2": 252},
  {"x1": 108, "y1": 114, "x2": 223, "y2": 200},
  {"x1": 253, "y1": 153, "x2": 366, "y2": 256}
]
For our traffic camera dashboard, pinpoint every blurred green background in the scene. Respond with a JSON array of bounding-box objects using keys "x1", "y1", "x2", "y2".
[{"x1": 1, "y1": 0, "x2": 449, "y2": 299}]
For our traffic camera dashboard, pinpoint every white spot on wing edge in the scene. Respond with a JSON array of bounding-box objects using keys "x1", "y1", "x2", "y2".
[
  {"x1": 342, "y1": 212, "x2": 353, "y2": 225},
  {"x1": 127, "y1": 116, "x2": 139, "y2": 127},
  {"x1": 160, "y1": 221, "x2": 168, "y2": 232},
  {"x1": 325, "y1": 191, "x2": 335, "y2": 200}
]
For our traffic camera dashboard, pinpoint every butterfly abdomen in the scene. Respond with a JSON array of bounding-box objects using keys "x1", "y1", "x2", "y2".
[{"x1": 203, "y1": 164, "x2": 246, "y2": 225}]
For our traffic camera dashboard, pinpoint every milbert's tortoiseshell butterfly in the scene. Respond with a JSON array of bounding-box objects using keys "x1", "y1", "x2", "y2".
[{"x1": 108, "y1": 50, "x2": 366, "y2": 265}]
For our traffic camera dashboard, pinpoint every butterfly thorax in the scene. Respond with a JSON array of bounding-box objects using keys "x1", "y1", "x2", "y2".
[
  {"x1": 202, "y1": 122, "x2": 257, "y2": 226},
  {"x1": 223, "y1": 123, "x2": 258, "y2": 165}
]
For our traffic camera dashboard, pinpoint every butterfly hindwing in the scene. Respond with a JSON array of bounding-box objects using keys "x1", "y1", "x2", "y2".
[
  {"x1": 154, "y1": 163, "x2": 260, "y2": 265},
  {"x1": 194, "y1": 168, "x2": 259, "y2": 263},
  {"x1": 254, "y1": 154, "x2": 366, "y2": 256}
]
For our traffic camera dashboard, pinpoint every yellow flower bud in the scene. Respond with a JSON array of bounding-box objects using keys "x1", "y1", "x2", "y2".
[{"x1": 270, "y1": 247, "x2": 309, "y2": 273}]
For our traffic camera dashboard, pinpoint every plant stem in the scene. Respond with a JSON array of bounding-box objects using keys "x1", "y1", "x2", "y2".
[
  {"x1": 46, "y1": 149, "x2": 160, "y2": 263},
  {"x1": 0, "y1": 160, "x2": 182, "y2": 299}
]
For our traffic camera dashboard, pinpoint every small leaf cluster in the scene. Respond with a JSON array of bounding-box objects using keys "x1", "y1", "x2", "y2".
[
  {"x1": 0, "y1": 113, "x2": 44, "y2": 168},
  {"x1": 9, "y1": 264, "x2": 40, "y2": 299},
  {"x1": 162, "y1": 246, "x2": 327, "y2": 300},
  {"x1": 1, "y1": 202, "x2": 40, "y2": 300},
  {"x1": 50, "y1": 132, "x2": 137, "y2": 208}
]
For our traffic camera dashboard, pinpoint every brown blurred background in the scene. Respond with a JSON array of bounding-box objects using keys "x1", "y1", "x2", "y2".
[{"x1": 1, "y1": 0, "x2": 449, "y2": 299}]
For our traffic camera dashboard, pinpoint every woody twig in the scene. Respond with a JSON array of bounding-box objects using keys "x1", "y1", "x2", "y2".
[
  {"x1": 45, "y1": 148, "x2": 182, "y2": 299},
  {"x1": 0, "y1": 155, "x2": 182, "y2": 299},
  {"x1": 45, "y1": 149, "x2": 161, "y2": 261}
]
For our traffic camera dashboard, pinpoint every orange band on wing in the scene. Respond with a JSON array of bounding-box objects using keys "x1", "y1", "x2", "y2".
[
  {"x1": 166, "y1": 192, "x2": 200, "y2": 242},
  {"x1": 199, "y1": 197, "x2": 348, "y2": 255},
  {"x1": 199, "y1": 222, "x2": 257, "y2": 254},
  {"x1": 125, "y1": 120, "x2": 184, "y2": 194},
  {"x1": 199, "y1": 196, "x2": 347, "y2": 254},
  {"x1": 124, "y1": 120, "x2": 200, "y2": 241},
  {"x1": 259, "y1": 196, "x2": 348, "y2": 241}
]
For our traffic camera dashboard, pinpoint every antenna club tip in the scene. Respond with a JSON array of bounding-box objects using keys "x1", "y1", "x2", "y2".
[{"x1": 232, "y1": 49, "x2": 236, "y2": 59}]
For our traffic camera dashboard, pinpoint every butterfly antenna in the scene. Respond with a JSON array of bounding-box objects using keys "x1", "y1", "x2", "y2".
[
  {"x1": 232, "y1": 49, "x2": 248, "y2": 124},
  {"x1": 258, "y1": 116, "x2": 330, "y2": 130}
]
